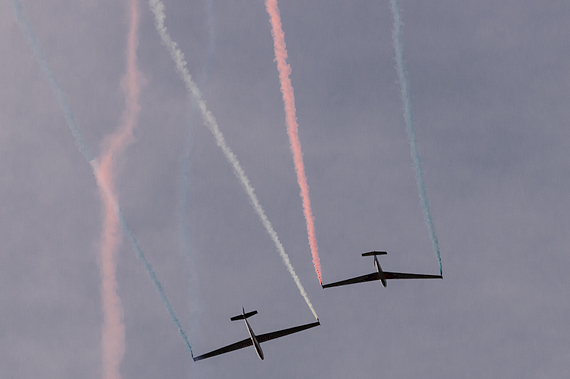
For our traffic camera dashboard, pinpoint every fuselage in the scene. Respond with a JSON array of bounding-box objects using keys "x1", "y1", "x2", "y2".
[
  {"x1": 374, "y1": 255, "x2": 387, "y2": 287},
  {"x1": 244, "y1": 317, "x2": 264, "y2": 360}
]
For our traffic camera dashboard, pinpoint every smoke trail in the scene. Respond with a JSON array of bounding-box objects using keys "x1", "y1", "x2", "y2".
[
  {"x1": 92, "y1": 161, "x2": 194, "y2": 356},
  {"x1": 96, "y1": 170, "x2": 125, "y2": 379},
  {"x1": 265, "y1": 0, "x2": 322, "y2": 285},
  {"x1": 179, "y1": 1, "x2": 216, "y2": 273},
  {"x1": 10, "y1": 0, "x2": 194, "y2": 356},
  {"x1": 148, "y1": 0, "x2": 319, "y2": 320},
  {"x1": 93, "y1": 1, "x2": 142, "y2": 377},
  {"x1": 9, "y1": 0, "x2": 94, "y2": 162},
  {"x1": 177, "y1": 0, "x2": 216, "y2": 359},
  {"x1": 389, "y1": 0, "x2": 442, "y2": 275}
]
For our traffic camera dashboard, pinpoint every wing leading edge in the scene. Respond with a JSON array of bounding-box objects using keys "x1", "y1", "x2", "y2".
[
  {"x1": 193, "y1": 337, "x2": 253, "y2": 362},
  {"x1": 383, "y1": 272, "x2": 442, "y2": 280},
  {"x1": 322, "y1": 272, "x2": 380, "y2": 288},
  {"x1": 256, "y1": 320, "x2": 320, "y2": 343},
  {"x1": 192, "y1": 320, "x2": 320, "y2": 361},
  {"x1": 322, "y1": 271, "x2": 442, "y2": 288}
]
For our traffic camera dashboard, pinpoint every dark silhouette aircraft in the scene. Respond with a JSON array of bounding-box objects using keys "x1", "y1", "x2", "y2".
[
  {"x1": 322, "y1": 251, "x2": 442, "y2": 288},
  {"x1": 192, "y1": 308, "x2": 320, "y2": 361}
]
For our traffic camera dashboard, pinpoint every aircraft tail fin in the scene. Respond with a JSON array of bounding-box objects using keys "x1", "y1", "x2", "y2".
[
  {"x1": 362, "y1": 251, "x2": 387, "y2": 257},
  {"x1": 230, "y1": 309, "x2": 258, "y2": 321}
]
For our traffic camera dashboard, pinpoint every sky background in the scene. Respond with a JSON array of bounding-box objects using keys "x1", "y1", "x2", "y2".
[{"x1": 2, "y1": 0, "x2": 570, "y2": 378}]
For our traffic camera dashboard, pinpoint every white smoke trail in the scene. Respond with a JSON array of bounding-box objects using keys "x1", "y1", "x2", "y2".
[
  {"x1": 10, "y1": 0, "x2": 194, "y2": 355},
  {"x1": 149, "y1": 0, "x2": 319, "y2": 320},
  {"x1": 390, "y1": 0, "x2": 442, "y2": 274}
]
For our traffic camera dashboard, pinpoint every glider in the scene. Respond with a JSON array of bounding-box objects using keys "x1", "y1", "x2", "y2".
[
  {"x1": 192, "y1": 308, "x2": 320, "y2": 361},
  {"x1": 322, "y1": 251, "x2": 442, "y2": 288}
]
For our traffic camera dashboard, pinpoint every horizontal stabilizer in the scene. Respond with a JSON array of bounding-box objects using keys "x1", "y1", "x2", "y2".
[
  {"x1": 361, "y1": 251, "x2": 387, "y2": 257},
  {"x1": 230, "y1": 310, "x2": 258, "y2": 321}
]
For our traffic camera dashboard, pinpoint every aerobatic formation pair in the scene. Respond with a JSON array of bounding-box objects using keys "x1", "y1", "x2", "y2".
[
  {"x1": 10, "y1": 0, "x2": 443, "y2": 367},
  {"x1": 195, "y1": 0, "x2": 443, "y2": 361},
  {"x1": 193, "y1": 251, "x2": 441, "y2": 361}
]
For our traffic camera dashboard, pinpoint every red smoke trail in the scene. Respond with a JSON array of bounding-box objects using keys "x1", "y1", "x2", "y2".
[
  {"x1": 93, "y1": 1, "x2": 142, "y2": 378},
  {"x1": 265, "y1": 0, "x2": 322, "y2": 284}
]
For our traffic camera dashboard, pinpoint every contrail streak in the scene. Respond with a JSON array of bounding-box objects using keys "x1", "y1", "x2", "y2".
[
  {"x1": 10, "y1": 0, "x2": 194, "y2": 356},
  {"x1": 148, "y1": 0, "x2": 319, "y2": 320},
  {"x1": 390, "y1": 0, "x2": 442, "y2": 274},
  {"x1": 265, "y1": 0, "x2": 322, "y2": 285},
  {"x1": 95, "y1": 1, "x2": 141, "y2": 377}
]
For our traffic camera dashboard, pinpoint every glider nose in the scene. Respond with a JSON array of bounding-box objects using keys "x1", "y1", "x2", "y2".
[{"x1": 255, "y1": 343, "x2": 265, "y2": 360}]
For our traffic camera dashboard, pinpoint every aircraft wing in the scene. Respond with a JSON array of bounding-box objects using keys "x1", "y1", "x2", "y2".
[
  {"x1": 192, "y1": 337, "x2": 253, "y2": 361},
  {"x1": 383, "y1": 271, "x2": 443, "y2": 280},
  {"x1": 256, "y1": 320, "x2": 320, "y2": 344},
  {"x1": 322, "y1": 272, "x2": 380, "y2": 288}
]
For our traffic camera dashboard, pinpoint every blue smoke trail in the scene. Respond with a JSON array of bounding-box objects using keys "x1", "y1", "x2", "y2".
[
  {"x1": 390, "y1": 0, "x2": 442, "y2": 275},
  {"x1": 10, "y1": 0, "x2": 194, "y2": 355},
  {"x1": 177, "y1": 0, "x2": 216, "y2": 359},
  {"x1": 9, "y1": 0, "x2": 94, "y2": 162}
]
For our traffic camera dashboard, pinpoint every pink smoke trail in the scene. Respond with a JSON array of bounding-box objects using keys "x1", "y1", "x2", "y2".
[
  {"x1": 95, "y1": 168, "x2": 124, "y2": 379},
  {"x1": 93, "y1": 1, "x2": 142, "y2": 378},
  {"x1": 265, "y1": 0, "x2": 322, "y2": 284}
]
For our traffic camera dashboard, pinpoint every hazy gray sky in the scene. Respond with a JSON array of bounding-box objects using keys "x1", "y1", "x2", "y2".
[{"x1": 2, "y1": 0, "x2": 570, "y2": 378}]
